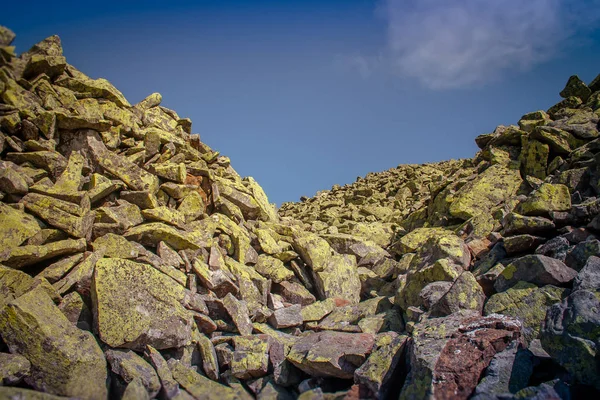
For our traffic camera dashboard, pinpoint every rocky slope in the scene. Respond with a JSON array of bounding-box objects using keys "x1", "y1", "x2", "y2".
[{"x1": 0, "y1": 25, "x2": 599, "y2": 400}]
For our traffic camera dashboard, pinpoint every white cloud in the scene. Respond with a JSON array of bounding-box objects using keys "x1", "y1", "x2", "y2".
[{"x1": 374, "y1": 0, "x2": 600, "y2": 89}]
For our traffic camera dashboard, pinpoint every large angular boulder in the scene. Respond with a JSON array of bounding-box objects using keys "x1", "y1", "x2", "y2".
[
  {"x1": 293, "y1": 231, "x2": 361, "y2": 304},
  {"x1": 494, "y1": 255, "x2": 577, "y2": 292},
  {"x1": 287, "y1": 331, "x2": 375, "y2": 379},
  {"x1": 484, "y1": 282, "x2": 569, "y2": 343},
  {"x1": 400, "y1": 313, "x2": 522, "y2": 400},
  {"x1": 91, "y1": 258, "x2": 194, "y2": 350},
  {"x1": 541, "y1": 289, "x2": 600, "y2": 390},
  {"x1": 449, "y1": 164, "x2": 522, "y2": 221},
  {"x1": 0, "y1": 286, "x2": 107, "y2": 399}
]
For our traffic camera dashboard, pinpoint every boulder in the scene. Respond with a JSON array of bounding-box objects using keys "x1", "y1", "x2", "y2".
[
  {"x1": 494, "y1": 255, "x2": 577, "y2": 292},
  {"x1": 484, "y1": 282, "x2": 569, "y2": 343},
  {"x1": 105, "y1": 349, "x2": 161, "y2": 398},
  {"x1": 399, "y1": 313, "x2": 522, "y2": 400},
  {"x1": 354, "y1": 332, "x2": 408, "y2": 399},
  {"x1": 0, "y1": 287, "x2": 107, "y2": 399},
  {"x1": 91, "y1": 258, "x2": 194, "y2": 350},
  {"x1": 287, "y1": 331, "x2": 375, "y2": 379},
  {"x1": 541, "y1": 289, "x2": 600, "y2": 389}
]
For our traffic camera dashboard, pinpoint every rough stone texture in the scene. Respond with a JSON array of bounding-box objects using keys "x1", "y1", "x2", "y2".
[
  {"x1": 354, "y1": 332, "x2": 408, "y2": 399},
  {"x1": 400, "y1": 313, "x2": 522, "y2": 400},
  {"x1": 92, "y1": 258, "x2": 194, "y2": 350},
  {"x1": 484, "y1": 282, "x2": 568, "y2": 343},
  {"x1": 105, "y1": 349, "x2": 161, "y2": 398},
  {"x1": 541, "y1": 289, "x2": 600, "y2": 390},
  {"x1": 0, "y1": 352, "x2": 31, "y2": 386},
  {"x1": 0, "y1": 287, "x2": 107, "y2": 399},
  {"x1": 494, "y1": 254, "x2": 577, "y2": 292},
  {"x1": 287, "y1": 331, "x2": 375, "y2": 379}
]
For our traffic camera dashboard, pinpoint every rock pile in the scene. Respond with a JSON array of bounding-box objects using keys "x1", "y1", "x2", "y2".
[{"x1": 0, "y1": 25, "x2": 599, "y2": 400}]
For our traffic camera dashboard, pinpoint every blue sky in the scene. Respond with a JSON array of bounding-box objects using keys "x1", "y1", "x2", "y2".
[{"x1": 4, "y1": 0, "x2": 600, "y2": 205}]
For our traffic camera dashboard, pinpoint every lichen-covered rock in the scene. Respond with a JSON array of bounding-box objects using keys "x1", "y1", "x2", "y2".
[
  {"x1": 167, "y1": 359, "x2": 238, "y2": 399},
  {"x1": 0, "y1": 287, "x2": 107, "y2": 399},
  {"x1": 400, "y1": 313, "x2": 522, "y2": 400},
  {"x1": 484, "y1": 282, "x2": 569, "y2": 343},
  {"x1": 354, "y1": 332, "x2": 408, "y2": 399},
  {"x1": 396, "y1": 258, "x2": 462, "y2": 310},
  {"x1": 231, "y1": 335, "x2": 271, "y2": 380},
  {"x1": 494, "y1": 255, "x2": 577, "y2": 292},
  {"x1": 573, "y1": 255, "x2": 600, "y2": 291},
  {"x1": 0, "y1": 352, "x2": 31, "y2": 386},
  {"x1": 287, "y1": 331, "x2": 375, "y2": 379},
  {"x1": 105, "y1": 349, "x2": 161, "y2": 398},
  {"x1": 92, "y1": 258, "x2": 194, "y2": 350},
  {"x1": 541, "y1": 289, "x2": 600, "y2": 389},
  {"x1": 559, "y1": 75, "x2": 592, "y2": 101},
  {"x1": 269, "y1": 304, "x2": 303, "y2": 329},
  {"x1": 429, "y1": 271, "x2": 485, "y2": 317},
  {"x1": 293, "y1": 231, "x2": 361, "y2": 304},
  {"x1": 516, "y1": 183, "x2": 571, "y2": 216},
  {"x1": 449, "y1": 164, "x2": 522, "y2": 221},
  {"x1": 222, "y1": 292, "x2": 254, "y2": 336}
]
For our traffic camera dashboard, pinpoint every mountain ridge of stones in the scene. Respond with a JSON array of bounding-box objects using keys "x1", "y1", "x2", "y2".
[{"x1": 0, "y1": 25, "x2": 599, "y2": 400}]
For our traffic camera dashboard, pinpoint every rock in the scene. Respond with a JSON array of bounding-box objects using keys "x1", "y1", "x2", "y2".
[
  {"x1": 520, "y1": 138, "x2": 550, "y2": 179},
  {"x1": 121, "y1": 378, "x2": 151, "y2": 400},
  {"x1": 231, "y1": 335, "x2": 271, "y2": 380},
  {"x1": 392, "y1": 227, "x2": 453, "y2": 254},
  {"x1": 449, "y1": 164, "x2": 522, "y2": 221},
  {"x1": 0, "y1": 352, "x2": 31, "y2": 386},
  {"x1": 396, "y1": 258, "x2": 462, "y2": 310},
  {"x1": 0, "y1": 387, "x2": 72, "y2": 399},
  {"x1": 354, "y1": 332, "x2": 408, "y2": 399},
  {"x1": 564, "y1": 238, "x2": 600, "y2": 271},
  {"x1": 92, "y1": 258, "x2": 194, "y2": 350},
  {"x1": 502, "y1": 213, "x2": 555, "y2": 236},
  {"x1": 301, "y1": 298, "x2": 336, "y2": 322},
  {"x1": 473, "y1": 341, "x2": 533, "y2": 396},
  {"x1": 92, "y1": 233, "x2": 141, "y2": 258},
  {"x1": 293, "y1": 231, "x2": 361, "y2": 304},
  {"x1": 195, "y1": 332, "x2": 220, "y2": 381},
  {"x1": 287, "y1": 331, "x2": 375, "y2": 379},
  {"x1": 125, "y1": 222, "x2": 202, "y2": 250},
  {"x1": 429, "y1": 271, "x2": 485, "y2": 317},
  {"x1": 0, "y1": 202, "x2": 42, "y2": 253},
  {"x1": 276, "y1": 281, "x2": 316, "y2": 306},
  {"x1": 105, "y1": 349, "x2": 161, "y2": 398},
  {"x1": 494, "y1": 254, "x2": 577, "y2": 292},
  {"x1": 399, "y1": 313, "x2": 522, "y2": 400},
  {"x1": 223, "y1": 293, "x2": 254, "y2": 336},
  {"x1": 559, "y1": 75, "x2": 592, "y2": 102},
  {"x1": 484, "y1": 282, "x2": 569, "y2": 343},
  {"x1": 541, "y1": 289, "x2": 600, "y2": 390},
  {"x1": 516, "y1": 183, "x2": 571, "y2": 216},
  {"x1": 144, "y1": 345, "x2": 181, "y2": 399},
  {"x1": 573, "y1": 255, "x2": 600, "y2": 291},
  {"x1": 503, "y1": 234, "x2": 545, "y2": 255},
  {"x1": 0, "y1": 286, "x2": 107, "y2": 399},
  {"x1": 0, "y1": 165, "x2": 29, "y2": 194},
  {"x1": 21, "y1": 193, "x2": 94, "y2": 238},
  {"x1": 255, "y1": 254, "x2": 294, "y2": 283},
  {"x1": 269, "y1": 304, "x2": 303, "y2": 329},
  {"x1": 0, "y1": 25, "x2": 15, "y2": 45},
  {"x1": 168, "y1": 358, "x2": 238, "y2": 398},
  {"x1": 535, "y1": 236, "x2": 571, "y2": 262},
  {"x1": 1, "y1": 238, "x2": 86, "y2": 269}
]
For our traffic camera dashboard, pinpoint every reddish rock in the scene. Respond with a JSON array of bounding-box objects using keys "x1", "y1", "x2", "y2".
[{"x1": 433, "y1": 315, "x2": 522, "y2": 399}]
